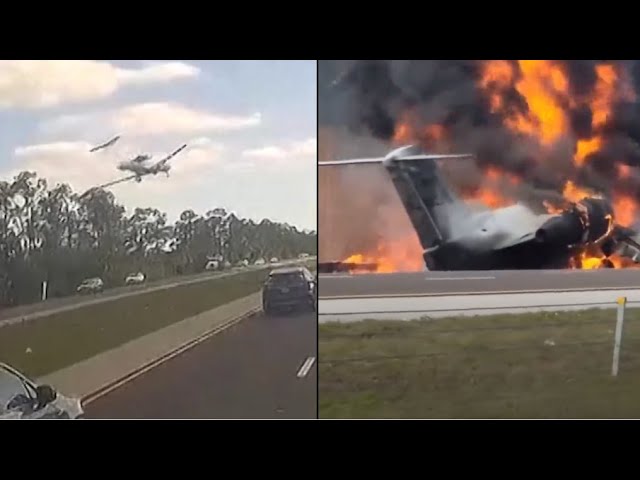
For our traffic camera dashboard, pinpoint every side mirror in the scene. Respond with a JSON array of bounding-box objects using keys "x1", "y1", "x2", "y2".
[{"x1": 35, "y1": 384, "x2": 57, "y2": 407}]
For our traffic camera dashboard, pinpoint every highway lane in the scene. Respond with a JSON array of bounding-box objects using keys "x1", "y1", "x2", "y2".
[
  {"x1": 0, "y1": 259, "x2": 309, "y2": 327},
  {"x1": 319, "y1": 269, "x2": 640, "y2": 298},
  {"x1": 83, "y1": 311, "x2": 317, "y2": 419}
]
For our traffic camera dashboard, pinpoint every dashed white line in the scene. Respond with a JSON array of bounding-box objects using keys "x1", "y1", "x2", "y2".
[{"x1": 296, "y1": 357, "x2": 316, "y2": 378}]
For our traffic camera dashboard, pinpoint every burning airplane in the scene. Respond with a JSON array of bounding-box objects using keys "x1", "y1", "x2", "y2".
[
  {"x1": 318, "y1": 60, "x2": 640, "y2": 272},
  {"x1": 319, "y1": 145, "x2": 640, "y2": 272}
]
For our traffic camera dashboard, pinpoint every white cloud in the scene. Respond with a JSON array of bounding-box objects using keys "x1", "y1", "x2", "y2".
[
  {"x1": 15, "y1": 141, "x2": 94, "y2": 157},
  {"x1": 44, "y1": 102, "x2": 262, "y2": 137},
  {"x1": 116, "y1": 62, "x2": 199, "y2": 85},
  {"x1": 113, "y1": 103, "x2": 261, "y2": 135},
  {"x1": 241, "y1": 138, "x2": 316, "y2": 164},
  {"x1": 0, "y1": 60, "x2": 199, "y2": 109},
  {"x1": 242, "y1": 146, "x2": 289, "y2": 159},
  {"x1": 290, "y1": 138, "x2": 317, "y2": 157}
]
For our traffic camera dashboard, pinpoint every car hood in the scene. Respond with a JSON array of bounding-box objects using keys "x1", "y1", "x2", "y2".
[{"x1": 0, "y1": 393, "x2": 84, "y2": 419}]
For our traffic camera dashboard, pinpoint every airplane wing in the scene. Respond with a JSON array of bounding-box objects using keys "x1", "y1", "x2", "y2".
[
  {"x1": 156, "y1": 144, "x2": 187, "y2": 166},
  {"x1": 611, "y1": 225, "x2": 640, "y2": 262},
  {"x1": 89, "y1": 135, "x2": 120, "y2": 153},
  {"x1": 318, "y1": 153, "x2": 474, "y2": 166},
  {"x1": 319, "y1": 157, "x2": 385, "y2": 166}
]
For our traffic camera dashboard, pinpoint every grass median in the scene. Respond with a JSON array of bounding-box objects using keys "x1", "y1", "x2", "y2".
[
  {"x1": 319, "y1": 307, "x2": 640, "y2": 419},
  {"x1": 0, "y1": 269, "x2": 270, "y2": 378}
]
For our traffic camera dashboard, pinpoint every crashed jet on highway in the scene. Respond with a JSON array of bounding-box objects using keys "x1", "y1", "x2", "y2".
[{"x1": 319, "y1": 145, "x2": 640, "y2": 271}]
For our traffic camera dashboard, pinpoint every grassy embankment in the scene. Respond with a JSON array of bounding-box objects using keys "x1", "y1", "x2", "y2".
[{"x1": 319, "y1": 308, "x2": 640, "y2": 418}]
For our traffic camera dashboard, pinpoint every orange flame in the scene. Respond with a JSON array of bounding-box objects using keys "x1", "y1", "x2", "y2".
[
  {"x1": 575, "y1": 137, "x2": 602, "y2": 167},
  {"x1": 393, "y1": 122, "x2": 412, "y2": 144},
  {"x1": 392, "y1": 111, "x2": 446, "y2": 146},
  {"x1": 592, "y1": 64, "x2": 617, "y2": 129},
  {"x1": 573, "y1": 64, "x2": 619, "y2": 167},
  {"x1": 480, "y1": 60, "x2": 516, "y2": 112},
  {"x1": 480, "y1": 60, "x2": 571, "y2": 145},
  {"x1": 508, "y1": 60, "x2": 570, "y2": 145},
  {"x1": 328, "y1": 61, "x2": 640, "y2": 274},
  {"x1": 562, "y1": 180, "x2": 597, "y2": 203},
  {"x1": 613, "y1": 194, "x2": 636, "y2": 227},
  {"x1": 572, "y1": 252, "x2": 635, "y2": 270},
  {"x1": 343, "y1": 235, "x2": 424, "y2": 273},
  {"x1": 460, "y1": 166, "x2": 519, "y2": 208},
  {"x1": 617, "y1": 163, "x2": 631, "y2": 179},
  {"x1": 580, "y1": 253, "x2": 604, "y2": 270}
]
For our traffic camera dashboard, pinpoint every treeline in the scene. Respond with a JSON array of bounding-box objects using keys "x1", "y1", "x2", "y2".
[{"x1": 0, "y1": 172, "x2": 316, "y2": 307}]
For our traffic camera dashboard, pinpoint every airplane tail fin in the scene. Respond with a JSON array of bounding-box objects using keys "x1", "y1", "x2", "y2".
[{"x1": 319, "y1": 145, "x2": 472, "y2": 251}]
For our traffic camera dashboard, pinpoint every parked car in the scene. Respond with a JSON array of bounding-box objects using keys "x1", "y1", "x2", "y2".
[
  {"x1": 0, "y1": 362, "x2": 84, "y2": 419},
  {"x1": 262, "y1": 266, "x2": 317, "y2": 315},
  {"x1": 76, "y1": 277, "x2": 104, "y2": 294},
  {"x1": 125, "y1": 272, "x2": 146, "y2": 285},
  {"x1": 255, "y1": 258, "x2": 266, "y2": 266},
  {"x1": 270, "y1": 257, "x2": 279, "y2": 263}
]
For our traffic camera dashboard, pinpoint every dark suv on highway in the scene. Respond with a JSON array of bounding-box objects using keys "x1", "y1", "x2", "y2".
[{"x1": 262, "y1": 266, "x2": 317, "y2": 315}]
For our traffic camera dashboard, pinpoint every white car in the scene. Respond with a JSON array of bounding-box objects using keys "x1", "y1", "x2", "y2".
[
  {"x1": 125, "y1": 272, "x2": 146, "y2": 285},
  {"x1": 255, "y1": 258, "x2": 266, "y2": 266},
  {"x1": 205, "y1": 260, "x2": 219, "y2": 271},
  {"x1": 270, "y1": 257, "x2": 279, "y2": 263},
  {"x1": 77, "y1": 277, "x2": 104, "y2": 294},
  {"x1": 0, "y1": 362, "x2": 84, "y2": 419}
]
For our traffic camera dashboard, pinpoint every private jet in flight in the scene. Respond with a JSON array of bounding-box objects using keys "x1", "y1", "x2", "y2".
[{"x1": 116, "y1": 144, "x2": 187, "y2": 182}]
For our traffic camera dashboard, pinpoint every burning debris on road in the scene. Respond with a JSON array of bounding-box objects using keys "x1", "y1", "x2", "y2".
[{"x1": 319, "y1": 60, "x2": 640, "y2": 272}]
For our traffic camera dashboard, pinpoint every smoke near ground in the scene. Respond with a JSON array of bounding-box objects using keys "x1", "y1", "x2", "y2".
[{"x1": 319, "y1": 60, "x2": 640, "y2": 263}]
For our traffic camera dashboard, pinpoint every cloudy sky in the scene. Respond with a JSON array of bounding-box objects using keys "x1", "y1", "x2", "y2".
[{"x1": 0, "y1": 60, "x2": 317, "y2": 230}]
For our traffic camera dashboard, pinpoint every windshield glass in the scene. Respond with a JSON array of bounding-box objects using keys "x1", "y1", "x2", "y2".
[
  {"x1": 269, "y1": 272, "x2": 305, "y2": 286},
  {"x1": 0, "y1": 368, "x2": 32, "y2": 414}
]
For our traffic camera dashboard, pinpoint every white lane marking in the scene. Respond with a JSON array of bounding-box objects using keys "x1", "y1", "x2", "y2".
[
  {"x1": 82, "y1": 308, "x2": 259, "y2": 406},
  {"x1": 423, "y1": 276, "x2": 495, "y2": 281},
  {"x1": 296, "y1": 357, "x2": 316, "y2": 378}
]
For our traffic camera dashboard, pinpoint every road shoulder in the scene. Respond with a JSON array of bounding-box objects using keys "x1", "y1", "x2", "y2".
[{"x1": 39, "y1": 293, "x2": 261, "y2": 399}]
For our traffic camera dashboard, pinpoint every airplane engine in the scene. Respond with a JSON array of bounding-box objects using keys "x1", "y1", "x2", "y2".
[
  {"x1": 535, "y1": 197, "x2": 614, "y2": 246},
  {"x1": 534, "y1": 213, "x2": 584, "y2": 245}
]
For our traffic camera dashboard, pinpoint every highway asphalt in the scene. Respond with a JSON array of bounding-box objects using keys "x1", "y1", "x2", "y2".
[
  {"x1": 319, "y1": 269, "x2": 640, "y2": 298},
  {"x1": 83, "y1": 311, "x2": 317, "y2": 419}
]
